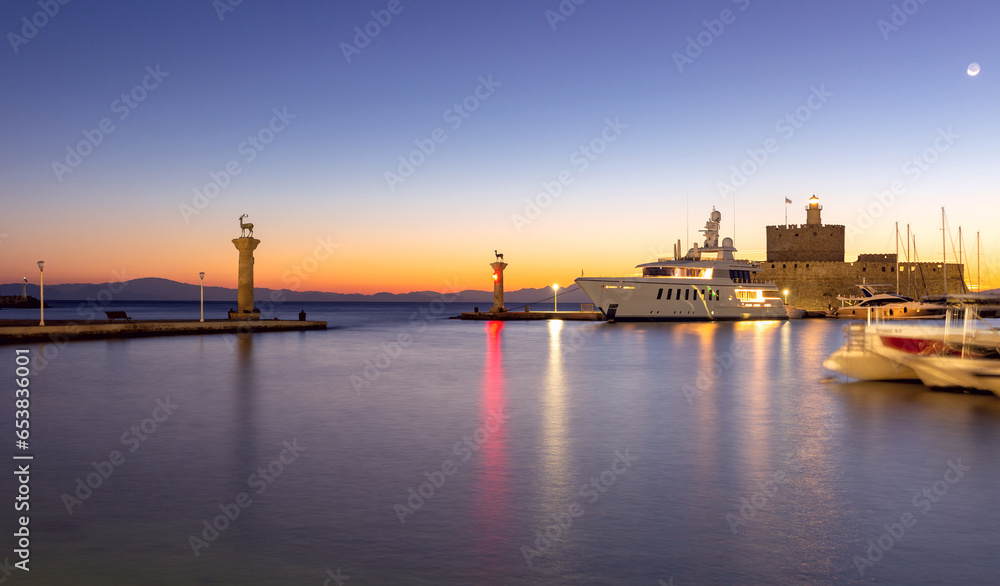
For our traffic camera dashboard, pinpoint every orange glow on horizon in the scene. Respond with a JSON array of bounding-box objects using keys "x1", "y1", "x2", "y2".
[
  {"x1": 5, "y1": 201, "x2": 1000, "y2": 295},
  {"x1": 7, "y1": 252, "x2": 1000, "y2": 296}
]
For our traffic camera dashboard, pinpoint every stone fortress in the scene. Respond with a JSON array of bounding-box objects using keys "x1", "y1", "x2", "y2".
[{"x1": 759, "y1": 196, "x2": 966, "y2": 311}]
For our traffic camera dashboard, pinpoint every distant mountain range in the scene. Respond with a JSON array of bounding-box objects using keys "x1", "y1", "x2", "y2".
[{"x1": 1, "y1": 277, "x2": 592, "y2": 306}]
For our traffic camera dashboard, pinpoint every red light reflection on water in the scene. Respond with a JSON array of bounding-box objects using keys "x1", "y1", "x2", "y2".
[{"x1": 473, "y1": 320, "x2": 510, "y2": 568}]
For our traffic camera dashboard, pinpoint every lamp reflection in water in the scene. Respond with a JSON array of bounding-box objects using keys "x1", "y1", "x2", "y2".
[
  {"x1": 473, "y1": 321, "x2": 510, "y2": 568},
  {"x1": 540, "y1": 320, "x2": 570, "y2": 498}
]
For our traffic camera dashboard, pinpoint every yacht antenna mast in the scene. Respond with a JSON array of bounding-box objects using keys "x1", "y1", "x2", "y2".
[{"x1": 686, "y1": 196, "x2": 689, "y2": 251}]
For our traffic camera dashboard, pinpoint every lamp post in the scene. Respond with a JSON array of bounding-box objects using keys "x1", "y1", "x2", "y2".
[
  {"x1": 37, "y1": 261, "x2": 44, "y2": 326},
  {"x1": 783, "y1": 289, "x2": 789, "y2": 305},
  {"x1": 22, "y1": 277, "x2": 27, "y2": 299},
  {"x1": 552, "y1": 283, "x2": 559, "y2": 313},
  {"x1": 199, "y1": 272, "x2": 206, "y2": 322}
]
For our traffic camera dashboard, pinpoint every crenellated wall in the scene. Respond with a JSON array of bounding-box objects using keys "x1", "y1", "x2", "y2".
[
  {"x1": 760, "y1": 260, "x2": 967, "y2": 311},
  {"x1": 766, "y1": 224, "x2": 845, "y2": 262}
]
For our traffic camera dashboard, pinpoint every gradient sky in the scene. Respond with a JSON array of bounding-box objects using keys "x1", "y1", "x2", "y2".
[{"x1": 2, "y1": 0, "x2": 998, "y2": 294}]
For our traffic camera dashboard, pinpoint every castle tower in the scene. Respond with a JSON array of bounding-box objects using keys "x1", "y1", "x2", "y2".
[
  {"x1": 766, "y1": 194, "x2": 844, "y2": 262},
  {"x1": 490, "y1": 260, "x2": 508, "y2": 313},
  {"x1": 806, "y1": 195, "x2": 823, "y2": 225},
  {"x1": 232, "y1": 237, "x2": 261, "y2": 319}
]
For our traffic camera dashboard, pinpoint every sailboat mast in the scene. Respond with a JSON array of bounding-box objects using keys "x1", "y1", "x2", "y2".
[
  {"x1": 942, "y1": 207, "x2": 947, "y2": 295},
  {"x1": 906, "y1": 224, "x2": 911, "y2": 297},
  {"x1": 958, "y1": 226, "x2": 964, "y2": 292},
  {"x1": 895, "y1": 222, "x2": 900, "y2": 293},
  {"x1": 977, "y1": 231, "x2": 982, "y2": 292}
]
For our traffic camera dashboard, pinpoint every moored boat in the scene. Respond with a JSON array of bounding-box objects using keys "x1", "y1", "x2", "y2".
[
  {"x1": 575, "y1": 209, "x2": 787, "y2": 322},
  {"x1": 833, "y1": 284, "x2": 947, "y2": 319},
  {"x1": 784, "y1": 305, "x2": 807, "y2": 319},
  {"x1": 823, "y1": 307, "x2": 1000, "y2": 396}
]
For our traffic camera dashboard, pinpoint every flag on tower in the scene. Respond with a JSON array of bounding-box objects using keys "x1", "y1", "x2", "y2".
[{"x1": 785, "y1": 197, "x2": 792, "y2": 204}]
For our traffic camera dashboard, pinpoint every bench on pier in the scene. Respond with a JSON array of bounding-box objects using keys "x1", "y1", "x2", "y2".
[{"x1": 105, "y1": 311, "x2": 132, "y2": 323}]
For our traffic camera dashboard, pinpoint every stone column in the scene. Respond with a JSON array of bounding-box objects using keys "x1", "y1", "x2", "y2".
[
  {"x1": 490, "y1": 261, "x2": 508, "y2": 313},
  {"x1": 232, "y1": 237, "x2": 261, "y2": 319}
]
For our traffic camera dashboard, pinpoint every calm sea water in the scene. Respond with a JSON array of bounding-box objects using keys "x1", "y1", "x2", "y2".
[{"x1": 3, "y1": 302, "x2": 1000, "y2": 585}]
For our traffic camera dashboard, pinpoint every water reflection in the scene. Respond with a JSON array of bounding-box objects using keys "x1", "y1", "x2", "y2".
[
  {"x1": 682, "y1": 323, "x2": 723, "y2": 496},
  {"x1": 234, "y1": 333, "x2": 258, "y2": 483},
  {"x1": 474, "y1": 321, "x2": 510, "y2": 568},
  {"x1": 540, "y1": 320, "x2": 570, "y2": 498}
]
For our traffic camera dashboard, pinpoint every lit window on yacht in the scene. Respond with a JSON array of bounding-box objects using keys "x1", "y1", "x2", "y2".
[
  {"x1": 735, "y1": 289, "x2": 765, "y2": 303},
  {"x1": 641, "y1": 266, "x2": 712, "y2": 278}
]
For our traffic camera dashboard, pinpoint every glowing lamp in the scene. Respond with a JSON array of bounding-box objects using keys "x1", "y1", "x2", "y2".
[
  {"x1": 37, "y1": 260, "x2": 45, "y2": 326},
  {"x1": 199, "y1": 272, "x2": 206, "y2": 322}
]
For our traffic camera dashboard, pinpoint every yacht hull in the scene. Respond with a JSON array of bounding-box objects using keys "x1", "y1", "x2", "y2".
[
  {"x1": 575, "y1": 277, "x2": 788, "y2": 322},
  {"x1": 834, "y1": 304, "x2": 946, "y2": 320}
]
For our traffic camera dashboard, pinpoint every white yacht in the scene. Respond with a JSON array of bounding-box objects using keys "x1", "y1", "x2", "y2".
[
  {"x1": 833, "y1": 284, "x2": 946, "y2": 319},
  {"x1": 575, "y1": 209, "x2": 787, "y2": 322}
]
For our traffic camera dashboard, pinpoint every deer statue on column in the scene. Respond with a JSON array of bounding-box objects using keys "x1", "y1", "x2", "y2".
[{"x1": 239, "y1": 214, "x2": 254, "y2": 238}]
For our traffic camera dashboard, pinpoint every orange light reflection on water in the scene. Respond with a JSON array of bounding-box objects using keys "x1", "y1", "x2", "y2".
[{"x1": 540, "y1": 320, "x2": 571, "y2": 501}]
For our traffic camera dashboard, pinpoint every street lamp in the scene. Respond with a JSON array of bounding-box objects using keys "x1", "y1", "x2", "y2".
[
  {"x1": 783, "y1": 289, "x2": 789, "y2": 305},
  {"x1": 552, "y1": 283, "x2": 559, "y2": 313},
  {"x1": 199, "y1": 272, "x2": 206, "y2": 322},
  {"x1": 37, "y1": 261, "x2": 44, "y2": 326}
]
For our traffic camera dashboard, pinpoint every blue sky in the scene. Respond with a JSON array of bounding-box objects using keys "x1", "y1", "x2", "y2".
[{"x1": 2, "y1": 0, "x2": 997, "y2": 292}]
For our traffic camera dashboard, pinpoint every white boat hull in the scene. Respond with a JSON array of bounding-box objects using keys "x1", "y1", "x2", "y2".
[
  {"x1": 575, "y1": 277, "x2": 788, "y2": 322},
  {"x1": 823, "y1": 318, "x2": 1000, "y2": 397},
  {"x1": 785, "y1": 305, "x2": 806, "y2": 319},
  {"x1": 822, "y1": 347, "x2": 918, "y2": 381},
  {"x1": 907, "y1": 357, "x2": 1000, "y2": 394},
  {"x1": 834, "y1": 303, "x2": 946, "y2": 320}
]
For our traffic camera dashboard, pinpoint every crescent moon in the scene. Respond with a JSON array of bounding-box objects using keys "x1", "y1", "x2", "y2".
[{"x1": 968, "y1": 62, "x2": 981, "y2": 76}]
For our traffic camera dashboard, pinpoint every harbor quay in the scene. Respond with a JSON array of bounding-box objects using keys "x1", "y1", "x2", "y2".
[
  {"x1": 0, "y1": 319, "x2": 327, "y2": 345},
  {"x1": 2, "y1": 216, "x2": 325, "y2": 345},
  {"x1": 458, "y1": 309, "x2": 604, "y2": 321},
  {"x1": 457, "y1": 252, "x2": 605, "y2": 321}
]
